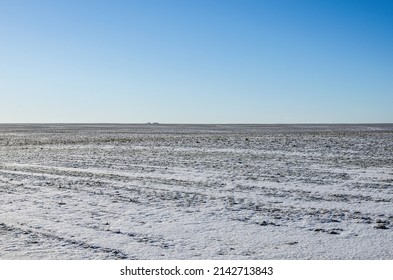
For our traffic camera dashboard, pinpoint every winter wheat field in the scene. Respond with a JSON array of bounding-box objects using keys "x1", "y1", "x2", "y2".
[{"x1": 0, "y1": 124, "x2": 392, "y2": 260}]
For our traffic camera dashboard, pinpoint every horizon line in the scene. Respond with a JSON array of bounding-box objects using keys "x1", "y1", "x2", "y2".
[{"x1": 0, "y1": 122, "x2": 392, "y2": 125}]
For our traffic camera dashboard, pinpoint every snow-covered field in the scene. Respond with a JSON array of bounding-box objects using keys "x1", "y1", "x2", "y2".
[{"x1": 0, "y1": 124, "x2": 392, "y2": 259}]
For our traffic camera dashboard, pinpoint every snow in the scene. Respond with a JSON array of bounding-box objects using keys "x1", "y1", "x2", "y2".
[{"x1": 0, "y1": 124, "x2": 392, "y2": 259}]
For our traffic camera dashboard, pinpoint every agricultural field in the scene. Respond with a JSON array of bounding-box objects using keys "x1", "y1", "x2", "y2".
[{"x1": 0, "y1": 124, "x2": 392, "y2": 259}]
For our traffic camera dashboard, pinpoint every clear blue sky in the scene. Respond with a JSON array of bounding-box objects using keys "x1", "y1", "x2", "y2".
[{"x1": 1, "y1": 0, "x2": 392, "y2": 123}]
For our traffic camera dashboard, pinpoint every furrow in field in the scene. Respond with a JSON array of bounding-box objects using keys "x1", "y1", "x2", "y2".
[{"x1": 1, "y1": 167, "x2": 391, "y2": 238}]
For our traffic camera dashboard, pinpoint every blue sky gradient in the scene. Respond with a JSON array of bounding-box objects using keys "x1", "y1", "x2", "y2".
[{"x1": 1, "y1": 0, "x2": 392, "y2": 123}]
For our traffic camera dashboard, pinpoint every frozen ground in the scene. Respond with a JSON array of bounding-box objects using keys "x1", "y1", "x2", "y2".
[{"x1": 0, "y1": 124, "x2": 392, "y2": 259}]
